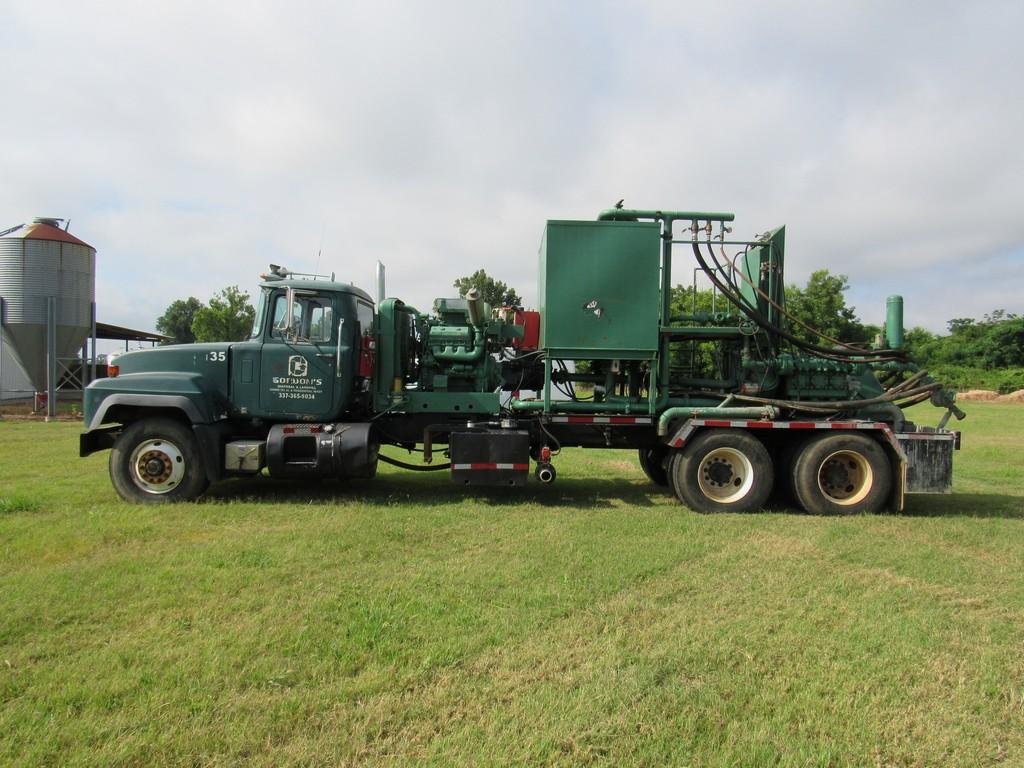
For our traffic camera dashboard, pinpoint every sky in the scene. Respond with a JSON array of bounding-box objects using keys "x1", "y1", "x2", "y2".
[{"x1": 2, "y1": 0, "x2": 1022, "y2": 345}]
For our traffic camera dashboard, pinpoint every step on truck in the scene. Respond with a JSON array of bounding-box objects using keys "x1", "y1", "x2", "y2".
[{"x1": 80, "y1": 207, "x2": 964, "y2": 513}]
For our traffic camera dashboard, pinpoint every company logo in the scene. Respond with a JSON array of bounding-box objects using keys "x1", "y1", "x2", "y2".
[{"x1": 288, "y1": 355, "x2": 309, "y2": 378}]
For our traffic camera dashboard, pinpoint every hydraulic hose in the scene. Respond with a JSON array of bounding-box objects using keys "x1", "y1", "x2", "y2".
[
  {"x1": 697, "y1": 239, "x2": 887, "y2": 360},
  {"x1": 720, "y1": 241, "x2": 881, "y2": 355},
  {"x1": 690, "y1": 241, "x2": 903, "y2": 363},
  {"x1": 886, "y1": 368, "x2": 929, "y2": 394},
  {"x1": 717, "y1": 382, "x2": 942, "y2": 413},
  {"x1": 601, "y1": 209, "x2": 902, "y2": 362},
  {"x1": 378, "y1": 453, "x2": 451, "y2": 471}
]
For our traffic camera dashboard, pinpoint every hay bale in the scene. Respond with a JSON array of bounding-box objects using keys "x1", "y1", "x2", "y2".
[
  {"x1": 957, "y1": 389, "x2": 1000, "y2": 401},
  {"x1": 994, "y1": 389, "x2": 1024, "y2": 403}
]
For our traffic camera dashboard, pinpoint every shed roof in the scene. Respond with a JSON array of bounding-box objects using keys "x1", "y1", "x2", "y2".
[{"x1": 96, "y1": 322, "x2": 170, "y2": 343}]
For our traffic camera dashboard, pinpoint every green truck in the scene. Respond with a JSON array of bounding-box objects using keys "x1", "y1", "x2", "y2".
[{"x1": 81, "y1": 207, "x2": 963, "y2": 513}]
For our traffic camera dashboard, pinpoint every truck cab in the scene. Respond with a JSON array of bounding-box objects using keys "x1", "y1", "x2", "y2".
[{"x1": 229, "y1": 278, "x2": 375, "y2": 422}]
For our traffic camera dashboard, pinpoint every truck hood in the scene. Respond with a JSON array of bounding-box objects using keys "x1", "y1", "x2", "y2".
[
  {"x1": 111, "y1": 343, "x2": 233, "y2": 377},
  {"x1": 106, "y1": 343, "x2": 233, "y2": 401}
]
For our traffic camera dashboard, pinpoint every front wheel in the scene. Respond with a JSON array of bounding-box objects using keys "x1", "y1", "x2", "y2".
[
  {"x1": 109, "y1": 418, "x2": 210, "y2": 503},
  {"x1": 791, "y1": 433, "x2": 891, "y2": 515},
  {"x1": 668, "y1": 429, "x2": 773, "y2": 513}
]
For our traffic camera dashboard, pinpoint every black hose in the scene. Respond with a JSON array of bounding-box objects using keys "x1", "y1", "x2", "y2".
[
  {"x1": 897, "y1": 391, "x2": 933, "y2": 409},
  {"x1": 886, "y1": 368, "x2": 929, "y2": 394},
  {"x1": 690, "y1": 242, "x2": 903, "y2": 363},
  {"x1": 724, "y1": 240, "x2": 878, "y2": 355},
  {"x1": 378, "y1": 454, "x2": 451, "y2": 471},
  {"x1": 720, "y1": 382, "x2": 941, "y2": 412},
  {"x1": 706, "y1": 241, "x2": 757, "y2": 314}
]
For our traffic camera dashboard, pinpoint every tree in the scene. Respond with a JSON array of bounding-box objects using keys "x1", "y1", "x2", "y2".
[
  {"x1": 928, "y1": 310, "x2": 1024, "y2": 368},
  {"x1": 192, "y1": 286, "x2": 256, "y2": 343},
  {"x1": 785, "y1": 270, "x2": 872, "y2": 345},
  {"x1": 155, "y1": 297, "x2": 204, "y2": 345},
  {"x1": 669, "y1": 284, "x2": 717, "y2": 377},
  {"x1": 902, "y1": 326, "x2": 938, "y2": 363},
  {"x1": 452, "y1": 269, "x2": 522, "y2": 308}
]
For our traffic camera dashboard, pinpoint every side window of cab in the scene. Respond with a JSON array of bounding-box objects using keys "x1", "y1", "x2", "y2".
[
  {"x1": 270, "y1": 292, "x2": 334, "y2": 343},
  {"x1": 356, "y1": 301, "x2": 374, "y2": 337}
]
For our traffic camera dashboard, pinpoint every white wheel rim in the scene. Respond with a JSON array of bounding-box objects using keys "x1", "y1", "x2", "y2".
[
  {"x1": 817, "y1": 450, "x2": 872, "y2": 506},
  {"x1": 129, "y1": 438, "x2": 186, "y2": 494},
  {"x1": 697, "y1": 447, "x2": 755, "y2": 504}
]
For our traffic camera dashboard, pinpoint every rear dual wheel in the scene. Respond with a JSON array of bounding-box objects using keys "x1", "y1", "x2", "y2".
[
  {"x1": 638, "y1": 445, "x2": 669, "y2": 486},
  {"x1": 791, "y1": 433, "x2": 890, "y2": 515},
  {"x1": 668, "y1": 429, "x2": 773, "y2": 513}
]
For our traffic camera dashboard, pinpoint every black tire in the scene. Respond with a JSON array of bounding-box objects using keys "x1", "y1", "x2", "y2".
[
  {"x1": 109, "y1": 418, "x2": 210, "y2": 503},
  {"x1": 791, "y1": 433, "x2": 891, "y2": 515},
  {"x1": 771, "y1": 436, "x2": 808, "y2": 510},
  {"x1": 667, "y1": 429, "x2": 773, "y2": 513},
  {"x1": 638, "y1": 445, "x2": 669, "y2": 486}
]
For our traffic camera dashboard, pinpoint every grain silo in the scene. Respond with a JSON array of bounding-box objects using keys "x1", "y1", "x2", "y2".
[{"x1": 0, "y1": 218, "x2": 96, "y2": 417}]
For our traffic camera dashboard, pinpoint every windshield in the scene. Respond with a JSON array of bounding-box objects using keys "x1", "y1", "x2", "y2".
[{"x1": 250, "y1": 288, "x2": 269, "y2": 339}]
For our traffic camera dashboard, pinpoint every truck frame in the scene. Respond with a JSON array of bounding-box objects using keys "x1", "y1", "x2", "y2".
[{"x1": 80, "y1": 207, "x2": 963, "y2": 513}]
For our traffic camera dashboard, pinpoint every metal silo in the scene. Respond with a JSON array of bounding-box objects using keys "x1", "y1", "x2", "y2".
[{"x1": 0, "y1": 218, "x2": 96, "y2": 416}]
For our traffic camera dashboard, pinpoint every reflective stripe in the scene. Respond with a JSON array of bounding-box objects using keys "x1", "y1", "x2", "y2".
[
  {"x1": 451, "y1": 463, "x2": 529, "y2": 471},
  {"x1": 282, "y1": 425, "x2": 323, "y2": 434},
  {"x1": 549, "y1": 416, "x2": 651, "y2": 425},
  {"x1": 668, "y1": 418, "x2": 912, "y2": 452}
]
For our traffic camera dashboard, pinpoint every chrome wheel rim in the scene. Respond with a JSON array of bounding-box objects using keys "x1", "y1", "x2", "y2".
[
  {"x1": 697, "y1": 447, "x2": 754, "y2": 503},
  {"x1": 817, "y1": 450, "x2": 872, "y2": 506},
  {"x1": 129, "y1": 438, "x2": 185, "y2": 494}
]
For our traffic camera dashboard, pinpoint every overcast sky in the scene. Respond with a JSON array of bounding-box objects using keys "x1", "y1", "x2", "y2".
[{"x1": 2, "y1": 0, "x2": 1022, "y2": 342}]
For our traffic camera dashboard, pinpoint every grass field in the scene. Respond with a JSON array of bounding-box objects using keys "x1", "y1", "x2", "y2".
[{"x1": 2, "y1": 403, "x2": 1023, "y2": 766}]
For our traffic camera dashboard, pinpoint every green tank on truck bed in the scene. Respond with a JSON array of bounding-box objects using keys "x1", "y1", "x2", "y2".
[{"x1": 81, "y1": 207, "x2": 964, "y2": 513}]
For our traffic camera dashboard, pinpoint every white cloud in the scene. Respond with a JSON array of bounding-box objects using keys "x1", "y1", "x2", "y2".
[{"x1": 1, "y1": 0, "x2": 1021, "y2": 334}]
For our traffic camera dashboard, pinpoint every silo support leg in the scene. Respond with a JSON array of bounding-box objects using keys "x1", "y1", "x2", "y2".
[{"x1": 46, "y1": 296, "x2": 56, "y2": 421}]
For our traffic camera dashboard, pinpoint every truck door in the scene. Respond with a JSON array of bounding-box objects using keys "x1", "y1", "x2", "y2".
[{"x1": 259, "y1": 289, "x2": 343, "y2": 419}]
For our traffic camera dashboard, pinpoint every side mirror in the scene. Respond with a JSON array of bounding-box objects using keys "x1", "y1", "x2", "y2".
[{"x1": 274, "y1": 288, "x2": 296, "y2": 336}]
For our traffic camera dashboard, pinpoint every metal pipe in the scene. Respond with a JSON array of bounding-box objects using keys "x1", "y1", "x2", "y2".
[
  {"x1": 46, "y1": 296, "x2": 57, "y2": 421},
  {"x1": 670, "y1": 239, "x2": 764, "y2": 246},
  {"x1": 376, "y1": 261, "x2": 386, "y2": 305},
  {"x1": 90, "y1": 300, "x2": 97, "y2": 384},
  {"x1": 886, "y1": 295, "x2": 904, "y2": 350},
  {"x1": 464, "y1": 288, "x2": 485, "y2": 326},
  {"x1": 661, "y1": 327, "x2": 745, "y2": 338},
  {"x1": 510, "y1": 399, "x2": 650, "y2": 414},
  {"x1": 432, "y1": 328, "x2": 485, "y2": 363},
  {"x1": 661, "y1": 221, "x2": 672, "y2": 332},
  {"x1": 657, "y1": 405, "x2": 778, "y2": 436},
  {"x1": 598, "y1": 209, "x2": 735, "y2": 223}
]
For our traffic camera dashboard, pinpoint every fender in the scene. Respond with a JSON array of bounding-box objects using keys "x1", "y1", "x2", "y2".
[
  {"x1": 83, "y1": 372, "x2": 222, "y2": 429},
  {"x1": 85, "y1": 393, "x2": 207, "y2": 429}
]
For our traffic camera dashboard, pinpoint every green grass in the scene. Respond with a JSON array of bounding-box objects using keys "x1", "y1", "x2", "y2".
[{"x1": 1, "y1": 403, "x2": 1022, "y2": 766}]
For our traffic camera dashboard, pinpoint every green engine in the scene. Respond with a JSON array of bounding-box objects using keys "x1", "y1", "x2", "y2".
[
  {"x1": 418, "y1": 296, "x2": 505, "y2": 393},
  {"x1": 372, "y1": 290, "x2": 522, "y2": 415}
]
